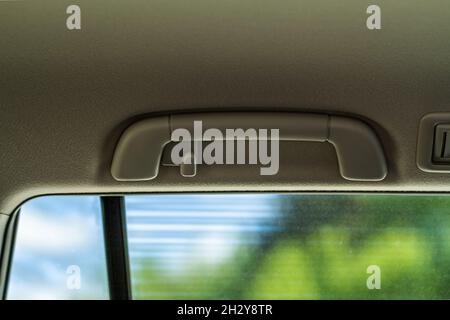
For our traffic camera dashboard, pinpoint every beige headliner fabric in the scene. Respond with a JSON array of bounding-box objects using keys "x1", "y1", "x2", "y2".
[{"x1": 1, "y1": 0, "x2": 450, "y2": 214}]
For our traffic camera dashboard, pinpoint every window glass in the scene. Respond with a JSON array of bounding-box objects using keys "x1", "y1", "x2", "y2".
[
  {"x1": 7, "y1": 193, "x2": 450, "y2": 300},
  {"x1": 7, "y1": 196, "x2": 109, "y2": 300},
  {"x1": 125, "y1": 194, "x2": 450, "y2": 299}
]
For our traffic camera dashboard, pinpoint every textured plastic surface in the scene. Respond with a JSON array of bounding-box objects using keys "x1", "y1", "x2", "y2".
[
  {"x1": 111, "y1": 117, "x2": 171, "y2": 181},
  {"x1": 1, "y1": 0, "x2": 449, "y2": 215},
  {"x1": 171, "y1": 113, "x2": 329, "y2": 141},
  {"x1": 111, "y1": 112, "x2": 387, "y2": 181},
  {"x1": 328, "y1": 116, "x2": 387, "y2": 181}
]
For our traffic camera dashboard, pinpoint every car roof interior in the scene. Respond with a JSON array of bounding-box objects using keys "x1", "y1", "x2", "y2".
[{"x1": 1, "y1": 0, "x2": 450, "y2": 215}]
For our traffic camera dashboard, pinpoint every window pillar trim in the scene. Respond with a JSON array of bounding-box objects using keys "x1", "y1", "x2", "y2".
[{"x1": 101, "y1": 196, "x2": 132, "y2": 300}]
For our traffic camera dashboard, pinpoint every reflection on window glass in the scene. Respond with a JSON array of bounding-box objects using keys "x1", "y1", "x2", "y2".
[
  {"x1": 7, "y1": 196, "x2": 109, "y2": 300},
  {"x1": 125, "y1": 194, "x2": 450, "y2": 299}
]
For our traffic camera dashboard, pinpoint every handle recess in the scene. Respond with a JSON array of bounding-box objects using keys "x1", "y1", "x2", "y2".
[{"x1": 111, "y1": 112, "x2": 387, "y2": 181}]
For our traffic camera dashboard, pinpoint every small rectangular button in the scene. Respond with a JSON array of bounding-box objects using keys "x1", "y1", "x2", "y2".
[{"x1": 433, "y1": 124, "x2": 450, "y2": 163}]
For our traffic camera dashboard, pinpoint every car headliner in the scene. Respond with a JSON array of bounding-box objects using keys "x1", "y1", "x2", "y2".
[{"x1": 1, "y1": 0, "x2": 450, "y2": 214}]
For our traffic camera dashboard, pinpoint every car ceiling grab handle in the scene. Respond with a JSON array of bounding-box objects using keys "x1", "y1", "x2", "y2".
[{"x1": 111, "y1": 112, "x2": 387, "y2": 182}]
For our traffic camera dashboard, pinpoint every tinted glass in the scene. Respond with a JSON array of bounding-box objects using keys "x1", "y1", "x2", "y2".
[
  {"x1": 125, "y1": 194, "x2": 450, "y2": 299},
  {"x1": 7, "y1": 196, "x2": 109, "y2": 300}
]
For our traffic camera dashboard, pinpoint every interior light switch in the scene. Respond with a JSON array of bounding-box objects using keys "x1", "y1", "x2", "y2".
[
  {"x1": 417, "y1": 113, "x2": 450, "y2": 173},
  {"x1": 433, "y1": 124, "x2": 450, "y2": 163}
]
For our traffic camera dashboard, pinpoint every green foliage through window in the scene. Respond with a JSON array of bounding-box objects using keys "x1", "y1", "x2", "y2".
[{"x1": 125, "y1": 194, "x2": 450, "y2": 300}]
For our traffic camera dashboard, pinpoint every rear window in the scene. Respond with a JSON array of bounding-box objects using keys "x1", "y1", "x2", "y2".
[{"x1": 5, "y1": 194, "x2": 450, "y2": 299}]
